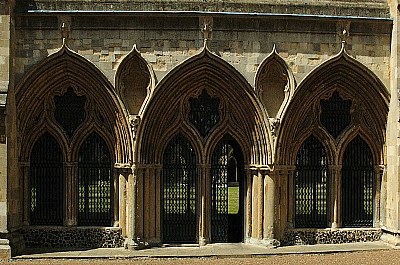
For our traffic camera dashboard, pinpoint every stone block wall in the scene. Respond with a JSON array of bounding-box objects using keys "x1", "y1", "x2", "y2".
[{"x1": 13, "y1": 14, "x2": 392, "y2": 92}]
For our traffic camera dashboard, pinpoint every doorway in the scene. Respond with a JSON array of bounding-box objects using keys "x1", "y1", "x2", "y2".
[{"x1": 211, "y1": 135, "x2": 244, "y2": 243}]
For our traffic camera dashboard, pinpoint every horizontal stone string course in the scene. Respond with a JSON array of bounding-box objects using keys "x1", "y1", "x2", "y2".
[{"x1": 22, "y1": 227, "x2": 124, "y2": 248}]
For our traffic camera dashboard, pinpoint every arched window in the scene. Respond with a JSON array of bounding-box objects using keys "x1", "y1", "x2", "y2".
[
  {"x1": 295, "y1": 135, "x2": 328, "y2": 228},
  {"x1": 30, "y1": 133, "x2": 64, "y2": 225},
  {"x1": 78, "y1": 132, "x2": 112, "y2": 226},
  {"x1": 162, "y1": 134, "x2": 197, "y2": 243},
  {"x1": 341, "y1": 135, "x2": 374, "y2": 227}
]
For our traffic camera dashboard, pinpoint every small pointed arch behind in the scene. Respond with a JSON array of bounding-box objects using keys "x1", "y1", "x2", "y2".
[
  {"x1": 30, "y1": 132, "x2": 64, "y2": 226},
  {"x1": 255, "y1": 46, "x2": 295, "y2": 119},
  {"x1": 78, "y1": 132, "x2": 113, "y2": 226},
  {"x1": 115, "y1": 45, "x2": 155, "y2": 115},
  {"x1": 294, "y1": 135, "x2": 329, "y2": 228},
  {"x1": 161, "y1": 133, "x2": 198, "y2": 243},
  {"x1": 341, "y1": 135, "x2": 374, "y2": 227}
]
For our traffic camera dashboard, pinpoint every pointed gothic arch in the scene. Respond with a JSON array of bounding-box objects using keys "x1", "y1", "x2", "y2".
[
  {"x1": 16, "y1": 44, "x2": 133, "y2": 165},
  {"x1": 277, "y1": 46, "x2": 389, "y2": 166},
  {"x1": 136, "y1": 45, "x2": 271, "y2": 166},
  {"x1": 15, "y1": 43, "x2": 133, "y2": 232},
  {"x1": 277, "y1": 46, "x2": 389, "y2": 235},
  {"x1": 134, "y1": 45, "x2": 273, "y2": 245}
]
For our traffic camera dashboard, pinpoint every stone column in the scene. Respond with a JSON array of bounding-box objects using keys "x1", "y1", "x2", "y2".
[
  {"x1": 286, "y1": 167, "x2": 296, "y2": 228},
  {"x1": 19, "y1": 162, "x2": 29, "y2": 225},
  {"x1": 245, "y1": 167, "x2": 252, "y2": 240},
  {"x1": 125, "y1": 164, "x2": 138, "y2": 249},
  {"x1": 263, "y1": 168, "x2": 274, "y2": 240},
  {"x1": 114, "y1": 164, "x2": 131, "y2": 237},
  {"x1": 257, "y1": 169, "x2": 264, "y2": 239},
  {"x1": 251, "y1": 169, "x2": 259, "y2": 239},
  {"x1": 273, "y1": 165, "x2": 295, "y2": 240},
  {"x1": 65, "y1": 162, "x2": 78, "y2": 226},
  {"x1": 374, "y1": 165, "x2": 385, "y2": 227}
]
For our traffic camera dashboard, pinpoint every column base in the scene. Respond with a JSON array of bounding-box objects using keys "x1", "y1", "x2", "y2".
[
  {"x1": 0, "y1": 239, "x2": 11, "y2": 260},
  {"x1": 245, "y1": 237, "x2": 280, "y2": 248},
  {"x1": 381, "y1": 228, "x2": 400, "y2": 247}
]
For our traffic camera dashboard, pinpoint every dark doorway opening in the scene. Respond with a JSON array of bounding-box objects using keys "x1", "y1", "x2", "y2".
[{"x1": 211, "y1": 135, "x2": 245, "y2": 243}]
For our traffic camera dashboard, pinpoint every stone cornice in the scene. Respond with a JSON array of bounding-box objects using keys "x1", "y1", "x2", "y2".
[{"x1": 14, "y1": 0, "x2": 390, "y2": 19}]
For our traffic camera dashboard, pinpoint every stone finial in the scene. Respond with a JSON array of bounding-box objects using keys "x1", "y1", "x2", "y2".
[
  {"x1": 59, "y1": 16, "x2": 71, "y2": 44},
  {"x1": 341, "y1": 29, "x2": 349, "y2": 49},
  {"x1": 200, "y1": 16, "x2": 213, "y2": 45}
]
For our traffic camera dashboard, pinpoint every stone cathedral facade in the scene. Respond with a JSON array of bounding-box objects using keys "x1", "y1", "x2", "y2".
[{"x1": 1, "y1": 0, "x2": 400, "y2": 257}]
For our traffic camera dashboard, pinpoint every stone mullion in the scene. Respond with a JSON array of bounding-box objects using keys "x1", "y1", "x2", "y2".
[
  {"x1": 330, "y1": 165, "x2": 341, "y2": 229},
  {"x1": 199, "y1": 163, "x2": 210, "y2": 246},
  {"x1": 65, "y1": 162, "x2": 78, "y2": 226},
  {"x1": 20, "y1": 162, "x2": 29, "y2": 225}
]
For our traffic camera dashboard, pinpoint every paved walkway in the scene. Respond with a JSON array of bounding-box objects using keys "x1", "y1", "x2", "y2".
[{"x1": 14, "y1": 241, "x2": 392, "y2": 259}]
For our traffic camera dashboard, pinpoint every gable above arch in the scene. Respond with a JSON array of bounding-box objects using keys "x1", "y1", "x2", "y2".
[{"x1": 136, "y1": 45, "x2": 272, "y2": 165}]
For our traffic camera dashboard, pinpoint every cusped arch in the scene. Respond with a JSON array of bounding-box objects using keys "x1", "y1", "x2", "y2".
[
  {"x1": 292, "y1": 131, "x2": 335, "y2": 167},
  {"x1": 70, "y1": 123, "x2": 115, "y2": 163},
  {"x1": 204, "y1": 121, "x2": 252, "y2": 166},
  {"x1": 255, "y1": 45, "x2": 296, "y2": 119},
  {"x1": 157, "y1": 126, "x2": 203, "y2": 165},
  {"x1": 277, "y1": 46, "x2": 389, "y2": 166},
  {"x1": 136, "y1": 45, "x2": 271, "y2": 166},
  {"x1": 115, "y1": 45, "x2": 156, "y2": 116},
  {"x1": 16, "y1": 43, "x2": 133, "y2": 164},
  {"x1": 337, "y1": 129, "x2": 380, "y2": 167},
  {"x1": 24, "y1": 129, "x2": 68, "y2": 163}
]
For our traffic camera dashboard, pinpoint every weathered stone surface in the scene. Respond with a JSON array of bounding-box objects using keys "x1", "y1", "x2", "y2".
[
  {"x1": 22, "y1": 227, "x2": 124, "y2": 248},
  {"x1": 282, "y1": 229, "x2": 382, "y2": 246},
  {"x1": 14, "y1": 1, "x2": 390, "y2": 18}
]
